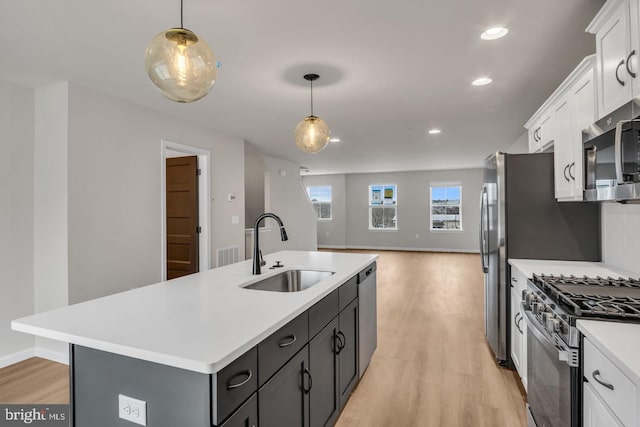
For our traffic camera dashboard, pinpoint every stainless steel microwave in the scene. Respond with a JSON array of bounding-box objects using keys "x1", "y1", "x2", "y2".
[{"x1": 584, "y1": 113, "x2": 640, "y2": 202}]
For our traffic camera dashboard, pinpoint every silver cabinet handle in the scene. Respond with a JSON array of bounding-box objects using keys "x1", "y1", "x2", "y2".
[
  {"x1": 227, "y1": 370, "x2": 252, "y2": 390},
  {"x1": 278, "y1": 334, "x2": 297, "y2": 348},
  {"x1": 592, "y1": 370, "x2": 615, "y2": 391}
]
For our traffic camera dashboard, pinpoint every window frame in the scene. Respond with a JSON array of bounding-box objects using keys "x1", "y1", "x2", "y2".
[
  {"x1": 306, "y1": 185, "x2": 333, "y2": 221},
  {"x1": 429, "y1": 184, "x2": 463, "y2": 232},
  {"x1": 368, "y1": 184, "x2": 398, "y2": 231}
]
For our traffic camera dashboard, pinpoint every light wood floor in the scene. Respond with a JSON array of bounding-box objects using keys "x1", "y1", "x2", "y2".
[
  {"x1": 0, "y1": 251, "x2": 526, "y2": 426},
  {"x1": 334, "y1": 251, "x2": 527, "y2": 427}
]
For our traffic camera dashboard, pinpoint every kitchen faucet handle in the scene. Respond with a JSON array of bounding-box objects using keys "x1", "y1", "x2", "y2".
[{"x1": 259, "y1": 250, "x2": 266, "y2": 267}]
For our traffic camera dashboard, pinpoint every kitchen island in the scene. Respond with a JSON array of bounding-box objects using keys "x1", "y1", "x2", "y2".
[{"x1": 12, "y1": 250, "x2": 378, "y2": 427}]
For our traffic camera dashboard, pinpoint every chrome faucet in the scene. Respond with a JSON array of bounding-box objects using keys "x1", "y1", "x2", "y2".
[{"x1": 252, "y1": 213, "x2": 288, "y2": 275}]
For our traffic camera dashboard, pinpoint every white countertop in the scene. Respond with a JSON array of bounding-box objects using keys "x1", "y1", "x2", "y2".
[
  {"x1": 12, "y1": 250, "x2": 377, "y2": 374},
  {"x1": 577, "y1": 319, "x2": 640, "y2": 386},
  {"x1": 508, "y1": 259, "x2": 638, "y2": 280}
]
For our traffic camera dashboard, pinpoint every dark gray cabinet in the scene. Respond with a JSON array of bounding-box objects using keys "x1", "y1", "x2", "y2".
[
  {"x1": 338, "y1": 298, "x2": 359, "y2": 410},
  {"x1": 69, "y1": 267, "x2": 375, "y2": 427},
  {"x1": 258, "y1": 311, "x2": 309, "y2": 386},
  {"x1": 219, "y1": 393, "x2": 257, "y2": 427},
  {"x1": 259, "y1": 346, "x2": 310, "y2": 427},
  {"x1": 215, "y1": 346, "x2": 258, "y2": 423},
  {"x1": 309, "y1": 317, "x2": 340, "y2": 427}
]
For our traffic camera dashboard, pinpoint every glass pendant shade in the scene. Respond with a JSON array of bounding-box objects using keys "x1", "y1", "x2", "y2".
[
  {"x1": 294, "y1": 115, "x2": 330, "y2": 153},
  {"x1": 144, "y1": 28, "x2": 216, "y2": 103}
]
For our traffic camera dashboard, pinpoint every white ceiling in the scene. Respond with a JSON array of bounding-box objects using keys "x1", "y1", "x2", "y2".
[{"x1": 0, "y1": 0, "x2": 604, "y2": 175}]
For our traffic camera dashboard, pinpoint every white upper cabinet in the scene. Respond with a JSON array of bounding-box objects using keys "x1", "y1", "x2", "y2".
[
  {"x1": 554, "y1": 93, "x2": 576, "y2": 199},
  {"x1": 587, "y1": 0, "x2": 640, "y2": 118},
  {"x1": 525, "y1": 108, "x2": 555, "y2": 153},
  {"x1": 554, "y1": 61, "x2": 597, "y2": 201},
  {"x1": 525, "y1": 56, "x2": 597, "y2": 201}
]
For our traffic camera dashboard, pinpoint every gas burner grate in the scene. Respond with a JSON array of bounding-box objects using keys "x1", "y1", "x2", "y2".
[
  {"x1": 534, "y1": 274, "x2": 640, "y2": 288},
  {"x1": 575, "y1": 296, "x2": 640, "y2": 317},
  {"x1": 532, "y1": 274, "x2": 640, "y2": 320}
]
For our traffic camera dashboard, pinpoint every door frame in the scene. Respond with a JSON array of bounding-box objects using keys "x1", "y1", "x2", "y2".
[{"x1": 160, "y1": 139, "x2": 211, "y2": 281}]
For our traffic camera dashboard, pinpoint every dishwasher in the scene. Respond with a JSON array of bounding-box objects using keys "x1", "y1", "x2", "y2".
[{"x1": 358, "y1": 262, "x2": 377, "y2": 377}]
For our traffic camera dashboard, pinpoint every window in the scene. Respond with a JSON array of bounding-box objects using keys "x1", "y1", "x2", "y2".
[
  {"x1": 306, "y1": 186, "x2": 332, "y2": 220},
  {"x1": 369, "y1": 184, "x2": 397, "y2": 230},
  {"x1": 430, "y1": 185, "x2": 462, "y2": 230}
]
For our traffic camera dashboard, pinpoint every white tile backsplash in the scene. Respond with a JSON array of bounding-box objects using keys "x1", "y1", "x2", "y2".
[{"x1": 601, "y1": 203, "x2": 640, "y2": 276}]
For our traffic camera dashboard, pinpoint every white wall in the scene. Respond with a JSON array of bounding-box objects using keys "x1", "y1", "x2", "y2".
[
  {"x1": 67, "y1": 84, "x2": 245, "y2": 304},
  {"x1": 244, "y1": 142, "x2": 265, "y2": 228},
  {"x1": 601, "y1": 203, "x2": 640, "y2": 275},
  {"x1": 0, "y1": 83, "x2": 36, "y2": 364},
  {"x1": 256, "y1": 155, "x2": 317, "y2": 255},
  {"x1": 33, "y1": 82, "x2": 70, "y2": 360},
  {"x1": 304, "y1": 168, "x2": 483, "y2": 252},
  {"x1": 507, "y1": 132, "x2": 529, "y2": 154},
  {"x1": 300, "y1": 174, "x2": 347, "y2": 248}
]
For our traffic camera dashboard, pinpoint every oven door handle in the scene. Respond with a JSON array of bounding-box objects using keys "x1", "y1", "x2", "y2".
[{"x1": 523, "y1": 309, "x2": 576, "y2": 367}]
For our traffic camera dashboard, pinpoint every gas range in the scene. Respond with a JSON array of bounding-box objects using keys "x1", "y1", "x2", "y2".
[
  {"x1": 522, "y1": 274, "x2": 640, "y2": 351},
  {"x1": 522, "y1": 273, "x2": 640, "y2": 427}
]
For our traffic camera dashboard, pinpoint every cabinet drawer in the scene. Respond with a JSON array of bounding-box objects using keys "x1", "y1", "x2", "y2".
[
  {"x1": 218, "y1": 392, "x2": 258, "y2": 427},
  {"x1": 258, "y1": 311, "x2": 309, "y2": 386},
  {"x1": 214, "y1": 346, "x2": 258, "y2": 425},
  {"x1": 339, "y1": 275, "x2": 358, "y2": 312},
  {"x1": 309, "y1": 289, "x2": 339, "y2": 339},
  {"x1": 584, "y1": 338, "x2": 637, "y2": 427},
  {"x1": 583, "y1": 382, "x2": 623, "y2": 427}
]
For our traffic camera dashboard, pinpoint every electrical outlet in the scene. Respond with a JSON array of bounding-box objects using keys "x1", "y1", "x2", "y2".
[
  {"x1": 415, "y1": 234, "x2": 419, "y2": 239},
  {"x1": 119, "y1": 394, "x2": 147, "y2": 426},
  {"x1": 231, "y1": 215, "x2": 239, "y2": 224}
]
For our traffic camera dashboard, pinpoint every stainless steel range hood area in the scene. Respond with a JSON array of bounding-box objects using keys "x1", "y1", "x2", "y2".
[{"x1": 583, "y1": 98, "x2": 640, "y2": 203}]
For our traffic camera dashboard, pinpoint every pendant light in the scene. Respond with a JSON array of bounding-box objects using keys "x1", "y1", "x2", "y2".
[
  {"x1": 144, "y1": 0, "x2": 217, "y2": 103},
  {"x1": 294, "y1": 74, "x2": 331, "y2": 153}
]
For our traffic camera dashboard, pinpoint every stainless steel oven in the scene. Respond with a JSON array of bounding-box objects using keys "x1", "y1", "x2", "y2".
[
  {"x1": 522, "y1": 282, "x2": 581, "y2": 427},
  {"x1": 524, "y1": 309, "x2": 580, "y2": 427},
  {"x1": 523, "y1": 273, "x2": 640, "y2": 427}
]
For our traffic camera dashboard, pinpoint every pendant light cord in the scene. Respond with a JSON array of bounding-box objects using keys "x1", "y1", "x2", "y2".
[
  {"x1": 310, "y1": 79, "x2": 314, "y2": 117},
  {"x1": 180, "y1": 0, "x2": 184, "y2": 28}
]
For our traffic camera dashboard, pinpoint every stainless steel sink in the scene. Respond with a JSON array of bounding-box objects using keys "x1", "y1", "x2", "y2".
[{"x1": 244, "y1": 270, "x2": 334, "y2": 292}]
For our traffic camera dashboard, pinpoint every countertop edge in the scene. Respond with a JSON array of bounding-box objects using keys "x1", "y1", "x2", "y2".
[
  {"x1": 577, "y1": 319, "x2": 640, "y2": 387},
  {"x1": 12, "y1": 251, "x2": 379, "y2": 374}
]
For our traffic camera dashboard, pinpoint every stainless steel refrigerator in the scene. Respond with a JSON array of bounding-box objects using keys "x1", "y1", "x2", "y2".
[{"x1": 480, "y1": 152, "x2": 600, "y2": 366}]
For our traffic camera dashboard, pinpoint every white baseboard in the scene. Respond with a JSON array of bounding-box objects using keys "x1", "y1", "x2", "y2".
[
  {"x1": 344, "y1": 245, "x2": 480, "y2": 254},
  {"x1": 317, "y1": 245, "x2": 347, "y2": 249},
  {"x1": 0, "y1": 346, "x2": 69, "y2": 369},
  {"x1": 0, "y1": 348, "x2": 35, "y2": 369},
  {"x1": 35, "y1": 346, "x2": 69, "y2": 365}
]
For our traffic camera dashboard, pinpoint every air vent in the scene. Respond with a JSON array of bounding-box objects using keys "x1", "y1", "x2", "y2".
[{"x1": 217, "y1": 246, "x2": 240, "y2": 267}]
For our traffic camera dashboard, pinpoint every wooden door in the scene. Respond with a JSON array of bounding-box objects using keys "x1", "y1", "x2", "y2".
[{"x1": 166, "y1": 156, "x2": 199, "y2": 279}]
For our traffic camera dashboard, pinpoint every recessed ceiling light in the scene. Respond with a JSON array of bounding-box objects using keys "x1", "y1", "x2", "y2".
[
  {"x1": 329, "y1": 138, "x2": 341, "y2": 142},
  {"x1": 472, "y1": 77, "x2": 493, "y2": 86},
  {"x1": 481, "y1": 26, "x2": 509, "y2": 40},
  {"x1": 428, "y1": 129, "x2": 442, "y2": 135}
]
